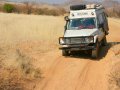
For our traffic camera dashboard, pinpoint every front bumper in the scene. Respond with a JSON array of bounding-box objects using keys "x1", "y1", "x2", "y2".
[
  {"x1": 59, "y1": 36, "x2": 95, "y2": 51},
  {"x1": 59, "y1": 44, "x2": 95, "y2": 51}
]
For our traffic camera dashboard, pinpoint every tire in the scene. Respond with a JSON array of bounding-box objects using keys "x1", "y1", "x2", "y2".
[
  {"x1": 70, "y1": 5, "x2": 86, "y2": 10},
  {"x1": 102, "y1": 36, "x2": 107, "y2": 46},
  {"x1": 62, "y1": 50, "x2": 70, "y2": 56},
  {"x1": 91, "y1": 41, "x2": 99, "y2": 59}
]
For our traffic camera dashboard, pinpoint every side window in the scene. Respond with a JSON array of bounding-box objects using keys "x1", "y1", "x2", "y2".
[
  {"x1": 97, "y1": 17, "x2": 100, "y2": 26},
  {"x1": 103, "y1": 13, "x2": 108, "y2": 23},
  {"x1": 98, "y1": 14, "x2": 104, "y2": 24}
]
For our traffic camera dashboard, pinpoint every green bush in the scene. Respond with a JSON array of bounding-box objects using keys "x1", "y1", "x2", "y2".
[{"x1": 3, "y1": 4, "x2": 14, "y2": 13}]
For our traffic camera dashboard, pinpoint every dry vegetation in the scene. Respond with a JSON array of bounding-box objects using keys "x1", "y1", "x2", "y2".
[
  {"x1": 106, "y1": 6, "x2": 120, "y2": 18},
  {"x1": 0, "y1": 13, "x2": 64, "y2": 44},
  {"x1": 1, "y1": 1, "x2": 120, "y2": 17},
  {"x1": 0, "y1": 13, "x2": 64, "y2": 90},
  {"x1": 0, "y1": 2, "x2": 66, "y2": 16},
  {"x1": 108, "y1": 44, "x2": 120, "y2": 90},
  {"x1": 0, "y1": 5, "x2": 119, "y2": 90}
]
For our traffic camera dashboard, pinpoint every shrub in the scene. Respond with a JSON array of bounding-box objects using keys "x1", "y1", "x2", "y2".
[
  {"x1": 105, "y1": 5, "x2": 120, "y2": 18},
  {"x1": 1, "y1": 3, "x2": 66, "y2": 16},
  {"x1": 23, "y1": 2, "x2": 32, "y2": 14},
  {"x1": 3, "y1": 4, "x2": 15, "y2": 13},
  {"x1": 0, "y1": 69, "x2": 24, "y2": 90},
  {"x1": 36, "y1": 8, "x2": 66, "y2": 16}
]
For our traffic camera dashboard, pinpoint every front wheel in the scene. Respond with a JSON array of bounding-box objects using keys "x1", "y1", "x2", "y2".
[
  {"x1": 91, "y1": 42, "x2": 99, "y2": 59},
  {"x1": 62, "y1": 50, "x2": 70, "y2": 56}
]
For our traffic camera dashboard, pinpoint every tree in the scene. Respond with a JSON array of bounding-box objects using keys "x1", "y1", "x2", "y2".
[{"x1": 3, "y1": 4, "x2": 14, "y2": 13}]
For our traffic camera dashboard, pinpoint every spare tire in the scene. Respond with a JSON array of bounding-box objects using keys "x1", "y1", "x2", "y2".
[{"x1": 70, "y1": 5, "x2": 86, "y2": 10}]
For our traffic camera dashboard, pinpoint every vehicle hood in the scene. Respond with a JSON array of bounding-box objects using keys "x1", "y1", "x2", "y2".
[{"x1": 64, "y1": 29, "x2": 98, "y2": 37}]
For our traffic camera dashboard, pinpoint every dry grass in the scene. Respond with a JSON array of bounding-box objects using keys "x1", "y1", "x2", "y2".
[
  {"x1": 0, "y1": 45, "x2": 42, "y2": 90},
  {"x1": 0, "y1": 13, "x2": 65, "y2": 90},
  {"x1": 0, "y1": 13, "x2": 64, "y2": 44},
  {"x1": 0, "y1": 3, "x2": 66, "y2": 16},
  {"x1": 105, "y1": 5, "x2": 120, "y2": 18},
  {"x1": 109, "y1": 45, "x2": 120, "y2": 90}
]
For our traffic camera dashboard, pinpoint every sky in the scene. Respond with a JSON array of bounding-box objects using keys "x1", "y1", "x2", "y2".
[{"x1": 7, "y1": 0, "x2": 69, "y2": 4}]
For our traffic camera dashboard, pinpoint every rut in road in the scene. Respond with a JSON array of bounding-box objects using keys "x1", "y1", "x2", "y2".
[{"x1": 35, "y1": 48, "x2": 112, "y2": 90}]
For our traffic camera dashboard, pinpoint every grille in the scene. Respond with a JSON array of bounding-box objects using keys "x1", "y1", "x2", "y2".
[
  {"x1": 71, "y1": 38, "x2": 85, "y2": 44},
  {"x1": 65, "y1": 38, "x2": 85, "y2": 44}
]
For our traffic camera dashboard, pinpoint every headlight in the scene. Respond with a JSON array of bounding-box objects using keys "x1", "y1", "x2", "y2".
[
  {"x1": 59, "y1": 37, "x2": 71, "y2": 45},
  {"x1": 59, "y1": 38, "x2": 65, "y2": 45},
  {"x1": 85, "y1": 36, "x2": 94, "y2": 43}
]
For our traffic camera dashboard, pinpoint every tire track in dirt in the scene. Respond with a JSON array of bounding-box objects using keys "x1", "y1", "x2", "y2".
[
  {"x1": 75, "y1": 61, "x2": 92, "y2": 90},
  {"x1": 77, "y1": 62, "x2": 96, "y2": 90},
  {"x1": 34, "y1": 51, "x2": 63, "y2": 90},
  {"x1": 40, "y1": 56, "x2": 64, "y2": 90},
  {"x1": 35, "y1": 46, "x2": 113, "y2": 90},
  {"x1": 75, "y1": 61, "x2": 108, "y2": 90},
  {"x1": 38, "y1": 56, "x2": 92, "y2": 90}
]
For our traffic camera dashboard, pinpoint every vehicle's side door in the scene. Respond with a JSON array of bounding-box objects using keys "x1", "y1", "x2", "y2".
[
  {"x1": 102, "y1": 12, "x2": 109, "y2": 34},
  {"x1": 97, "y1": 13, "x2": 105, "y2": 41}
]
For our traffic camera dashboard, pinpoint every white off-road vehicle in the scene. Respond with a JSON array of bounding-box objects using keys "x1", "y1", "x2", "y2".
[{"x1": 59, "y1": 4, "x2": 109, "y2": 58}]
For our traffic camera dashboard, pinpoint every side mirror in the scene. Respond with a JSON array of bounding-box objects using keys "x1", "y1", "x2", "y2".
[
  {"x1": 64, "y1": 25, "x2": 67, "y2": 30},
  {"x1": 64, "y1": 16, "x2": 69, "y2": 21}
]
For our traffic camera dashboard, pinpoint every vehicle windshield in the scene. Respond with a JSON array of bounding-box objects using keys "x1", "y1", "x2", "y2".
[{"x1": 67, "y1": 18, "x2": 96, "y2": 30}]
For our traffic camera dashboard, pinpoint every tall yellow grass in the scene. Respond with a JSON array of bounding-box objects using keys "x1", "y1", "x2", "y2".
[{"x1": 0, "y1": 13, "x2": 65, "y2": 46}]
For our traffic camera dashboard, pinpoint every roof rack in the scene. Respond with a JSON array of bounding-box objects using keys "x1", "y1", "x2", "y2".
[
  {"x1": 70, "y1": 4, "x2": 104, "y2": 10},
  {"x1": 86, "y1": 4, "x2": 104, "y2": 9}
]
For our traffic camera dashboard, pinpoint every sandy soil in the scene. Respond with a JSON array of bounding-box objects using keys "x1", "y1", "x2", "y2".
[{"x1": 0, "y1": 13, "x2": 120, "y2": 90}]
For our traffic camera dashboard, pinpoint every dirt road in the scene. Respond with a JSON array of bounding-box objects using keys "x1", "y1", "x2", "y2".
[{"x1": 34, "y1": 18, "x2": 120, "y2": 90}]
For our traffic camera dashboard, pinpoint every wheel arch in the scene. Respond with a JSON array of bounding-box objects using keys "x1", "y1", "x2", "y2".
[{"x1": 94, "y1": 35, "x2": 99, "y2": 43}]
